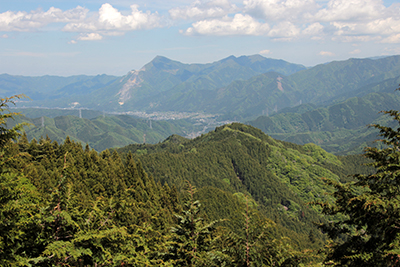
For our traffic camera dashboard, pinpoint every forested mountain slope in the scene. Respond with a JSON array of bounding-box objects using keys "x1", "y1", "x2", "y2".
[
  {"x1": 2, "y1": 116, "x2": 325, "y2": 265},
  {"x1": 6, "y1": 114, "x2": 197, "y2": 151},
  {"x1": 117, "y1": 123, "x2": 372, "y2": 248},
  {"x1": 8, "y1": 55, "x2": 305, "y2": 112},
  {"x1": 248, "y1": 91, "x2": 400, "y2": 154},
  {"x1": 4, "y1": 55, "x2": 400, "y2": 123},
  {"x1": 128, "y1": 55, "x2": 400, "y2": 120}
]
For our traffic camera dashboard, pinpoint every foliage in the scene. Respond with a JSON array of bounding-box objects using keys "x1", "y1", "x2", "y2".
[
  {"x1": 165, "y1": 182, "x2": 227, "y2": 266},
  {"x1": 0, "y1": 94, "x2": 41, "y2": 266},
  {"x1": 0, "y1": 95, "x2": 27, "y2": 147},
  {"x1": 118, "y1": 123, "x2": 367, "y2": 250},
  {"x1": 248, "y1": 91, "x2": 400, "y2": 155},
  {"x1": 0, "y1": 172, "x2": 41, "y2": 266},
  {"x1": 314, "y1": 107, "x2": 400, "y2": 266},
  {"x1": 1, "y1": 123, "x2": 181, "y2": 265},
  {"x1": 220, "y1": 195, "x2": 301, "y2": 266},
  {"x1": 7, "y1": 113, "x2": 197, "y2": 152},
  {"x1": 0, "y1": 93, "x2": 375, "y2": 266}
]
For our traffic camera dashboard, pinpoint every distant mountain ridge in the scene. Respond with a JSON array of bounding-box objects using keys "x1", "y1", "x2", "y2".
[
  {"x1": 7, "y1": 113, "x2": 198, "y2": 152},
  {"x1": 3, "y1": 54, "x2": 306, "y2": 110},
  {"x1": 3, "y1": 55, "x2": 400, "y2": 146},
  {"x1": 0, "y1": 74, "x2": 118, "y2": 101},
  {"x1": 248, "y1": 90, "x2": 400, "y2": 154}
]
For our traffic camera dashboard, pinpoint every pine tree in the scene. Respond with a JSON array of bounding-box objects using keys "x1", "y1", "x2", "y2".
[
  {"x1": 30, "y1": 154, "x2": 131, "y2": 266},
  {"x1": 164, "y1": 182, "x2": 226, "y2": 266},
  {"x1": 315, "y1": 107, "x2": 400, "y2": 266},
  {"x1": 0, "y1": 95, "x2": 26, "y2": 147},
  {"x1": 221, "y1": 195, "x2": 299, "y2": 266},
  {"x1": 0, "y1": 95, "x2": 43, "y2": 266}
]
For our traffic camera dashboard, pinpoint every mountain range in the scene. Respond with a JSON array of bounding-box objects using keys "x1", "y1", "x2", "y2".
[
  {"x1": 3, "y1": 54, "x2": 400, "y2": 154},
  {"x1": 7, "y1": 113, "x2": 199, "y2": 152}
]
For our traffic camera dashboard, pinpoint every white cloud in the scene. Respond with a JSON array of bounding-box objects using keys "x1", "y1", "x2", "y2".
[
  {"x1": 381, "y1": 33, "x2": 400, "y2": 43},
  {"x1": 2, "y1": 0, "x2": 400, "y2": 45},
  {"x1": 169, "y1": 0, "x2": 237, "y2": 20},
  {"x1": 319, "y1": 51, "x2": 335, "y2": 56},
  {"x1": 243, "y1": 0, "x2": 318, "y2": 22},
  {"x1": 302, "y1": 22, "x2": 324, "y2": 35},
  {"x1": 77, "y1": 33, "x2": 103, "y2": 41},
  {"x1": 63, "y1": 4, "x2": 161, "y2": 33},
  {"x1": 349, "y1": 48, "x2": 361, "y2": 54},
  {"x1": 383, "y1": 47, "x2": 400, "y2": 54},
  {"x1": 68, "y1": 40, "x2": 77, "y2": 44},
  {"x1": 183, "y1": 14, "x2": 270, "y2": 35},
  {"x1": 268, "y1": 21, "x2": 300, "y2": 38},
  {"x1": 259, "y1": 49, "x2": 271, "y2": 55},
  {"x1": 315, "y1": 0, "x2": 385, "y2": 22},
  {"x1": 331, "y1": 35, "x2": 380, "y2": 42},
  {"x1": 0, "y1": 6, "x2": 88, "y2": 32},
  {"x1": 1, "y1": 34, "x2": 8, "y2": 38}
]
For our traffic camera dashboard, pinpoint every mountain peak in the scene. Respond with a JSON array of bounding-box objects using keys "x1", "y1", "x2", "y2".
[
  {"x1": 220, "y1": 55, "x2": 237, "y2": 63},
  {"x1": 152, "y1": 55, "x2": 172, "y2": 62}
]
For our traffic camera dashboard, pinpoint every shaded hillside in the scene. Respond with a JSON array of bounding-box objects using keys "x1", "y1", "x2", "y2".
[
  {"x1": 116, "y1": 123, "x2": 371, "y2": 247},
  {"x1": 8, "y1": 114, "x2": 198, "y2": 152},
  {"x1": 248, "y1": 91, "x2": 400, "y2": 154},
  {"x1": 288, "y1": 56, "x2": 400, "y2": 104}
]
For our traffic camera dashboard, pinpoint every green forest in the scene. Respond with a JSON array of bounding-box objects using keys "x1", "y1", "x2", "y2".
[{"x1": 2, "y1": 94, "x2": 400, "y2": 266}]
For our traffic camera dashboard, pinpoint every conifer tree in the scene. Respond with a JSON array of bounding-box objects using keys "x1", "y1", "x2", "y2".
[
  {"x1": 221, "y1": 195, "x2": 299, "y2": 266},
  {"x1": 316, "y1": 106, "x2": 400, "y2": 266},
  {"x1": 165, "y1": 182, "x2": 226, "y2": 266}
]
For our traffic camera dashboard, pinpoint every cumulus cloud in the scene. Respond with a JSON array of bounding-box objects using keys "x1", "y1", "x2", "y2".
[
  {"x1": 0, "y1": 6, "x2": 87, "y2": 31},
  {"x1": 303, "y1": 22, "x2": 324, "y2": 35},
  {"x1": 169, "y1": 0, "x2": 237, "y2": 20},
  {"x1": 349, "y1": 48, "x2": 361, "y2": 54},
  {"x1": 63, "y1": 4, "x2": 160, "y2": 33},
  {"x1": 268, "y1": 21, "x2": 300, "y2": 39},
  {"x1": 259, "y1": 49, "x2": 271, "y2": 55},
  {"x1": 383, "y1": 47, "x2": 400, "y2": 54},
  {"x1": 183, "y1": 13, "x2": 270, "y2": 35},
  {"x1": 177, "y1": 0, "x2": 400, "y2": 42},
  {"x1": 319, "y1": 51, "x2": 335, "y2": 56},
  {"x1": 243, "y1": 0, "x2": 318, "y2": 22},
  {"x1": 314, "y1": 0, "x2": 385, "y2": 22},
  {"x1": 330, "y1": 17, "x2": 400, "y2": 37},
  {"x1": 77, "y1": 33, "x2": 103, "y2": 41},
  {"x1": 381, "y1": 33, "x2": 400, "y2": 43},
  {"x1": 3, "y1": 0, "x2": 400, "y2": 44}
]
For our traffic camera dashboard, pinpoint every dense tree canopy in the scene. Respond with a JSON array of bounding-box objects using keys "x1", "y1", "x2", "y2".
[
  {"x1": 0, "y1": 95, "x2": 306, "y2": 266},
  {"x1": 316, "y1": 108, "x2": 400, "y2": 266}
]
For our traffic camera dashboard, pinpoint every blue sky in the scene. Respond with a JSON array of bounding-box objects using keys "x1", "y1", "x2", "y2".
[{"x1": 1, "y1": 0, "x2": 400, "y2": 76}]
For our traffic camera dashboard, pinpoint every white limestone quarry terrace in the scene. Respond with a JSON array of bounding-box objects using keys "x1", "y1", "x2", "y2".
[{"x1": 117, "y1": 68, "x2": 145, "y2": 105}]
